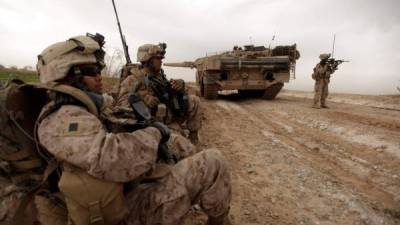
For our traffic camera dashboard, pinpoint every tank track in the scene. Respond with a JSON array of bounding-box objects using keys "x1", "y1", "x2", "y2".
[{"x1": 262, "y1": 82, "x2": 284, "y2": 100}]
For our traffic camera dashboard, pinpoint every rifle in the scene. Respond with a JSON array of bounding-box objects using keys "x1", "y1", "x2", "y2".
[
  {"x1": 146, "y1": 70, "x2": 189, "y2": 118},
  {"x1": 111, "y1": 0, "x2": 131, "y2": 64},
  {"x1": 327, "y1": 58, "x2": 349, "y2": 71},
  {"x1": 328, "y1": 34, "x2": 349, "y2": 70}
]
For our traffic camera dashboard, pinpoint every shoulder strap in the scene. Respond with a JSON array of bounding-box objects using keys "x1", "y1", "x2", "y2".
[{"x1": 32, "y1": 83, "x2": 99, "y2": 117}]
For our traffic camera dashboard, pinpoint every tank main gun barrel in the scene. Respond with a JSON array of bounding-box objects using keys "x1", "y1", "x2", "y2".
[{"x1": 164, "y1": 61, "x2": 196, "y2": 69}]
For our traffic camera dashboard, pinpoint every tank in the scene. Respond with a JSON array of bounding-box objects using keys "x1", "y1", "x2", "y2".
[{"x1": 164, "y1": 44, "x2": 300, "y2": 99}]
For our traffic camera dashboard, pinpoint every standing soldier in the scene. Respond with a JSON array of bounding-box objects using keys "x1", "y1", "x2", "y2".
[
  {"x1": 312, "y1": 53, "x2": 336, "y2": 109},
  {"x1": 116, "y1": 43, "x2": 203, "y2": 144}
]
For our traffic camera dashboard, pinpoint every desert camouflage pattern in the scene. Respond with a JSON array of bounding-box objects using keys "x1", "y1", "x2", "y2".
[
  {"x1": 38, "y1": 104, "x2": 161, "y2": 182},
  {"x1": 0, "y1": 178, "x2": 37, "y2": 225},
  {"x1": 105, "y1": 103, "x2": 197, "y2": 160},
  {"x1": 116, "y1": 68, "x2": 203, "y2": 133},
  {"x1": 314, "y1": 79, "x2": 329, "y2": 107},
  {"x1": 166, "y1": 132, "x2": 197, "y2": 159},
  {"x1": 124, "y1": 148, "x2": 231, "y2": 225},
  {"x1": 37, "y1": 104, "x2": 231, "y2": 225},
  {"x1": 312, "y1": 63, "x2": 333, "y2": 107}
]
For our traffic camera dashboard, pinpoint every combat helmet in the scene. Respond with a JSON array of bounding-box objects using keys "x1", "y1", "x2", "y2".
[
  {"x1": 137, "y1": 43, "x2": 167, "y2": 63},
  {"x1": 37, "y1": 33, "x2": 106, "y2": 84},
  {"x1": 319, "y1": 53, "x2": 331, "y2": 60}
]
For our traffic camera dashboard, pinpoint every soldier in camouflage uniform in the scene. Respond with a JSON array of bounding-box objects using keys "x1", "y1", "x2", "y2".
[
  {"x1": 312, "y1": 53, "x2": 336, "y2": 109},
  {"x1": 116, "y1": 44, "x2": 203, "y2": 144},
  {"x1": 34, "y1": 34, "x2": 231, "y2": 225}
]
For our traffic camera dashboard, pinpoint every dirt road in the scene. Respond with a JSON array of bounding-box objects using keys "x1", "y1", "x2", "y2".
[{"x1": 195, "y1": 90, "x2": 400, "y2": 225}]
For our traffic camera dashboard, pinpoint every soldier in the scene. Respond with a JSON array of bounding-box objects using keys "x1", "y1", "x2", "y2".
[
  {"x1": 31, "y1": 34, "x2": 232, "y2": 225},
  {"x1": 116, "y1": 43, "x2": 203, "y2": 144},
  {"x1": 312, "y1": 53, "x2": 336, "y2": 109}
]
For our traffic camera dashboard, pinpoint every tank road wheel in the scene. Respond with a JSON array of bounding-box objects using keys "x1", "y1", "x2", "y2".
[
  {"x1": 203, "y1": 83, "x2": 219, "y2": 99},
  {"x1": 262, "y1": 82, "x2": 284, "y2": 100}
]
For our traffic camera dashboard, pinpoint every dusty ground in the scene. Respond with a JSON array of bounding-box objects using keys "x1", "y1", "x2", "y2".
[{"x1": 189, "y1": 88, "x2": 400, "y2": 225}]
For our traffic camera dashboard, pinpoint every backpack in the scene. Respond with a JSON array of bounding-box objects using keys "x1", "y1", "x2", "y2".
[{"x1": 0, "y1": 79, "x2": 48, "y2": 187}]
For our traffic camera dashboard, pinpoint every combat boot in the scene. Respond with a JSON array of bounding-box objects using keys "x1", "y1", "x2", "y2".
[
  {"x1": 321, "y1": 101, "x2": 329, "y2": 108},
  {"x1": 321, "y1": 104, "x2": 329, "y2": 108},
  {"x1": 312, "y1": 103, "x2": 320, "y2": 109},
  {"x1": 188, "y1": 131, "x2": 199, "y2": 145}
]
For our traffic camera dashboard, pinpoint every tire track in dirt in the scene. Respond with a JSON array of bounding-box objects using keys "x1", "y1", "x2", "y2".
[
  {"x1": 282, "y1": 100, "x2": 400, "y2": 182},
  {"x1": 241, "y1": 100, "x2": 400, "y2": 206},
  {"x1": 241, "y1": 104, "x2": 398, "y2": 206},
  {"x1": 199, "y1": 95, "x2": 400, "y2": 225},
  {"x1": 324, "y1": 111, "x2": 400, "y2": 132},
  {"x1": 242, "y1": 100, "x2": 400, "y2": 197}
]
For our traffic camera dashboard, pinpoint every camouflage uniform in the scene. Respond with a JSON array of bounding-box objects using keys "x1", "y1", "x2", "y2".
[
  {"x1": 38, "y1": 104, "x2": 231, "y2": 225},
  {"x1": 112, "y1": 67, "x2": 198, "y2": 158},
  {"x1": 101, "y1": 105, "x2": 197, "y2": 162},
  {"x1": 116, "y1": 68, "x2": 203, "y2": 133},
  {"x1": 116, "y1": 44, "x2": 203, "y2": 144},
  {"x1": 312, "y1": 53, "x2": 335, "y2": 108},
  {"x1": 0, "y1": 177, "x2": 38, "y2": 225},
  {"x1": 33, "y1": 35, "x2": 231, "y2": 225}
]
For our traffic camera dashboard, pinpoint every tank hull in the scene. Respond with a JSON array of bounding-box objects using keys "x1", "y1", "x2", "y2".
[{"x1": 165, "y1": 44, "x2": 299, "y2": 100}]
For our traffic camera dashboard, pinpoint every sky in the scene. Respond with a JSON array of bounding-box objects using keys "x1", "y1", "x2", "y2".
[{"x1": 1, "y1": 0, "x2": 399, "y2": 94}]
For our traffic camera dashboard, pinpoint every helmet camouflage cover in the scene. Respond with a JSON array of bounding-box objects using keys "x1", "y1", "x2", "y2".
[
  {"x1": 37, "y1": 33, "x2": 106, "y2": 84},
  {"x1": 319, "y1": 53, "x2": 331, "y2": 60},
  {"x1": 137, "y1": 43, "x2": 166, "y2": 63}
]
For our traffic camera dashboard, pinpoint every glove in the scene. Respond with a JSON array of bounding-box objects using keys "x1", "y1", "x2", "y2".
[
  {"x1": 149, "y1": 121, "x2": 170, "y2": 144},
  {"x1": 143, "y1": 95, "x2": 160, "y2": 108},
  {"x1": 170, "y1": 79, "x2": 185, "y2": 93}
]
